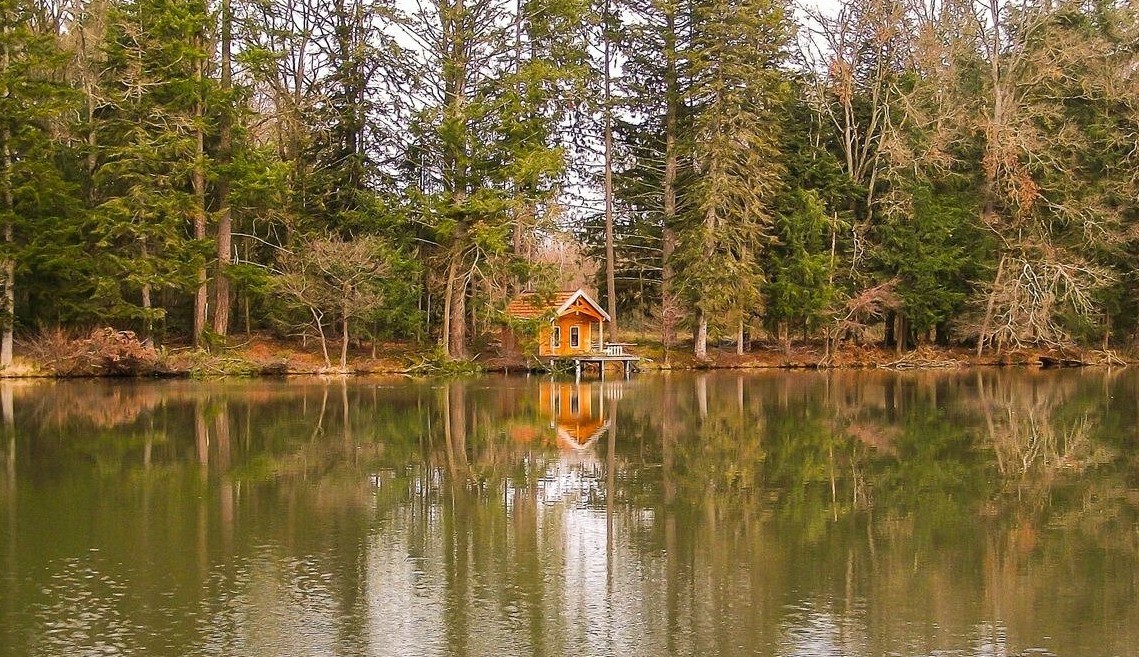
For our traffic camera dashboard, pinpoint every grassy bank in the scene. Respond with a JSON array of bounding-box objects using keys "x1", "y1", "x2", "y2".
[
  {"x1": 6, "y1": 330, "x2": 418, "y2": 379},
  {"x1": 630, "y1": 342, "x2": 1131, "y2": 370},
  {"x1": 2, "y1": 328, "x2": 1131, "y2": 379}
]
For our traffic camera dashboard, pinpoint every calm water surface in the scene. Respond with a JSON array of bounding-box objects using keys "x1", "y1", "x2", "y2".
[{"x1": 1, "y1": 371, "x2": 1138, "y2": 657}]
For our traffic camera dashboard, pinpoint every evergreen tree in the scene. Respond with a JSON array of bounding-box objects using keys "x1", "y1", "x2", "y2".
[
  {"x1": 874, "y1": 187, "x2": 986, "y2": 345},
  {"x1": 0, "y1": 0, "x2": 1130, "y2": 358},
  {"x1": 212, "y1": 0, "x2": 233, "y2": 336},
  {"x1": 766, "y1": 84, "x2": 854, "y2": 353},
  {"x1": 677, "y1": 0, "x2": 790, "y2": 358},
  {"x1": 88, "y1": 0, "x2": 219, "y2": 340},
  {"x1": 408, "y1": 0, "x2": 587, "y2": 359},
  {"x1": 612, "y1": 0, "x2": 690, "y2": 350},
  {"x1": 798, "y1": 0, "x2": 908, "y2": 346},
  {"x1": 0, "y1": 0, "x2": 78, "y2": 365},
  {"x1": 766, "y1": 190, "x2": 835, "y2": 353}
]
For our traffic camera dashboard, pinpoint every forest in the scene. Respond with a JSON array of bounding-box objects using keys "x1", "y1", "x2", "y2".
[{"x1": 1, "y1": 0, "x2": 1138, "y2": 367}]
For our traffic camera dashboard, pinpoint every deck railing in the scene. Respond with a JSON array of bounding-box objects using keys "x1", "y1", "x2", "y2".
[{"x1": 603, "y1": 343, "x2": 625, "y2": 357}]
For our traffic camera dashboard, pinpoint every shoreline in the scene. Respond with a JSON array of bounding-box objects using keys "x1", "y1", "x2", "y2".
[{"x1": 2, "y1": 334, "x2": 1131, "y2": 379}]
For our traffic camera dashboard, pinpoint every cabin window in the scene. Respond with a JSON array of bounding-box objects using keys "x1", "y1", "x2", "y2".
[
  {"x1": 551, "y1": 326, "x2": 561, "y2": 350},
  {"x1": 570, "y1": 325, "x2": 580, "y2": 348}
]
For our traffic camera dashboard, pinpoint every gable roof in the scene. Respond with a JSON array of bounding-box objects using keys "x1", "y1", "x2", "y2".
[
  {"x1": 555, "y1": 289, "x2": 610, "y2": 321},
  {"x1": 505, "y1": 288, "x2": 611, "y2": 322}
]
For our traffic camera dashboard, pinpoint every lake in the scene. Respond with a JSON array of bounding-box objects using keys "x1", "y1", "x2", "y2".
[{"x1": 1, "y1": 370, "x2": 1137, "y2": 656}]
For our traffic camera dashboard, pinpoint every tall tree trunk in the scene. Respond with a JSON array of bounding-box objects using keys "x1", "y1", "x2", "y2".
[
  {"x1": 0, "y1": 206, "x2": 11, "y2": 369},
  {"x1": 977, "y1": 1, "x2": 1007, "y2": 357},
  {"x1": 602, "y1": 0, "x2": 617, "y2": 341},
  {"x1": 509, "y1": 0, "x2": 530, "y2": 270},
  {"x1": 192, "y1": 52, "x2": 208, "y2": 346},
  {"x1": 86, "y1": 89, "x2": 97, "y2": 202},
  {"x1": 736, "y1": 319, "x2": 745, "y2": 355},
  {"x1": 140, "y1": 237, "x2": 153, "y2": 340},
  {"x1": 694, "y1": 310, "x2": 708, "y2": 360},
  {"x1": 243, "y1": 240, "x2": 252, "y2": 335},
  {"x1": 660, "y1": 7, "x2": 678, "y2": 355},
  {"x1": 442, "y1": 257, "x2": 454, "y2": 358},
  {"x1": 448, "y1": 261, "x2": 467, "y2": 359},
  {"x1": 0, "y1": 241, "x2": 10, "y2": 369},
  {"x1": 213, "y1": 0, "x2": 233, "y2": 337},
  {"x1": 0, "y1": 29, "x2": 12, "y2": 369},
  {"x1": 340, "y1": 311, "x2": 349, "y2": 370},
  {"x1": 76, "y1": 21, "x2": 98, "y2": 206},
  {"x1": 312, "y1": 308, "x2": 331, "y2": 368},
  {"x1": 694, "y1": 198, "x2": 717, "y2": 361},
  {"x1": 0, "y1": 138, "x2": 11, "y2": 370},
  {"x1": 978, "y1": 255, "x2": 1006, "y2": 356},
  {"x1": 440, "y1": 0, "x2": 469, "y2": 360},
  {"x1": 443, "y1": 235, "x2": 468, "y2": 360}
]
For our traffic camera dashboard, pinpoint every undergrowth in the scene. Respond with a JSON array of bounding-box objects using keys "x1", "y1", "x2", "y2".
[
  {"x1": 405, "y1": 349, "x2": 484, "y2": 376},
  {"x1": 22, "y1": 327, "x2": 168, "y2": 377}
]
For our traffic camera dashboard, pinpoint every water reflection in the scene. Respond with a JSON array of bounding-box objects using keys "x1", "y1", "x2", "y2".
[{"x1": 0, "y1": 372, "x2": 1137, "y2": 656}]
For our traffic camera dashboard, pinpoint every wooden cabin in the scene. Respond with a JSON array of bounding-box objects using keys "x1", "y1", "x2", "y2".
[{"x1": 504, "y1": 289, "x2": 611, "y2": 357}]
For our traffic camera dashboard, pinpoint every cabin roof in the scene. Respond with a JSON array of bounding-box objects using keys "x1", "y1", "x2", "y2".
[{"x1": 505, "y1": 289, "x2": 611, "y2": 322}]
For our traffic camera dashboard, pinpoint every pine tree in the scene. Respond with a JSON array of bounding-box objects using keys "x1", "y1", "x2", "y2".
[
  {"x1": 764, "y1": 84, "x2": 854, "y2": 353},
  {"x1": 409, "y1": 0, "x2": 586, "y2": 359},
  {"x1": 613, "y1": 0, "x2": 691, "y2": 351},
  {"x1": 766, "y1": 189, "x2": 835, "y2": 352},
  {"x1": 212, "y1": 0, "x2": 233, "y2": 337},
  {"x1": 677, "y1": 0, "x2": 790, "y2": 359},
  {"x1": 0, "y1": 0, "x2": 78, "y2": 365},
  {"x1": 90, "y1": 0, "x2": 217, "y2": 339}
]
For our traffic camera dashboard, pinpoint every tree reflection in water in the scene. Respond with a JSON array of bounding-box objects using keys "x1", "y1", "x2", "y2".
[{"x1": 0, "y1": 372, "x2": 1137, "y2": 656}]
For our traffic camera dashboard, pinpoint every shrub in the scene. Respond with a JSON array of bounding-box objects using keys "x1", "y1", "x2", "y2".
[{"x1": 23, "y1": 327, "x2": 165, "y2": 377}]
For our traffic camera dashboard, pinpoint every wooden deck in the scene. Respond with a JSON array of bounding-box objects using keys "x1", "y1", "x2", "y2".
[{"x1": 548, "y1": 343, "x2": 641, "y2": 381}]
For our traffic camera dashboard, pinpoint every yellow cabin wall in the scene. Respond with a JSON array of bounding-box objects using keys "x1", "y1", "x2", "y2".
[{"x1": 537, "y1": 311, "x2": 603, "y2": 357}]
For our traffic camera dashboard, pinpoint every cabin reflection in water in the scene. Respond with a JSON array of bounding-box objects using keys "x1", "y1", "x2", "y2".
[{"x1": 510, "y1": 381, "x2": 614, "y2": 452}]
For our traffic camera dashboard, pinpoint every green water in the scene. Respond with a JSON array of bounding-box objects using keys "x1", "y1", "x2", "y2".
[{"x1": 1, "y1": 371, "x2": 1138, "y2": 656}]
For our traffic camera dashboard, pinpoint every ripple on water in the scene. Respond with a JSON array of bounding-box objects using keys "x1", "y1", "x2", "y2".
[
  {"x1": 778, "y1": 600, "x2": 871, "y2": 657},
  {"x1": 31, "y1": 557, "x2": 140, "y2": 657}
]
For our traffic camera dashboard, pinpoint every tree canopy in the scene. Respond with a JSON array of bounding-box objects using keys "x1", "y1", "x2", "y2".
[{"x1": 1, "y1": 0, "x2": 1137, "y2": 364}]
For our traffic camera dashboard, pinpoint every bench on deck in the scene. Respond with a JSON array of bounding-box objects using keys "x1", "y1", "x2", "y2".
[{"x1": 603, "y1": 343, "x2": 635, "y2": 357}]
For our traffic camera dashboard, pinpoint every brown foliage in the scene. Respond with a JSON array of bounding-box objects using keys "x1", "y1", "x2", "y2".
[
  {"x1": 23, "y1": 327, "x2": 165, "y2": 377},
  {"x1": 835, "y1": 279, "x2": 900, "y2": 342}
]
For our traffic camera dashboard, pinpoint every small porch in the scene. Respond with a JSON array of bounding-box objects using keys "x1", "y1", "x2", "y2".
[{"x1": 550, "y1": 343, "x2": 640, "y2": 381}]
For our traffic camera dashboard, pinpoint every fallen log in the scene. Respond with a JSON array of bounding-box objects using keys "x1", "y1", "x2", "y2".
[{"x1": 1039, "y1": 356, "x2": 1087, "y2": 368}]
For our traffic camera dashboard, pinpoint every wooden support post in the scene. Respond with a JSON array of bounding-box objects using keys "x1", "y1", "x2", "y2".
[{"x1": 575, "y1": 360, "x2": 581, "y2": 383}]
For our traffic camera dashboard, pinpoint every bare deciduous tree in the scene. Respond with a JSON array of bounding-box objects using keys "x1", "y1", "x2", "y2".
[{"x1": 274, "y1": 235, "x2": 401, "y2": 369}]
